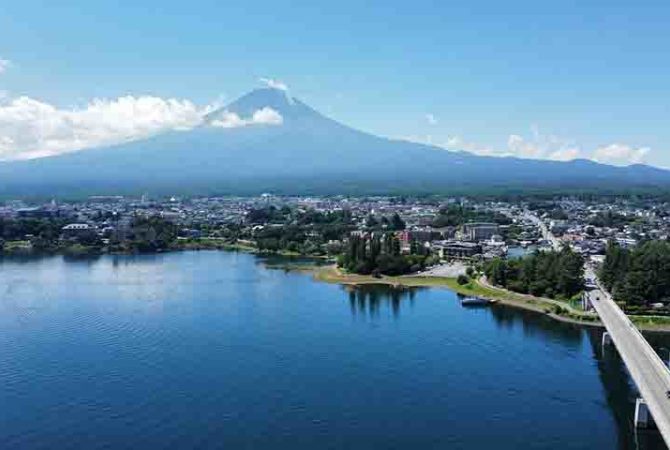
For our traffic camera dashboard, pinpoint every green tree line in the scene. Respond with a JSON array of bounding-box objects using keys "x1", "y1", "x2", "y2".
[
  {"x1": 600, "y1": 240, "x2": 670, "y2": 306},
  {"x1": 484, "y1": 247, "x2": 584, "y2": 299},
  {"x1": 338, "y1": 234, "x2": 437, "y2": 276}
]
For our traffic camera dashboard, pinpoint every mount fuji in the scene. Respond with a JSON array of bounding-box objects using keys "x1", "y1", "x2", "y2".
[{"x1": 1, "y1": 88, "x2": 669, "y2": 197}]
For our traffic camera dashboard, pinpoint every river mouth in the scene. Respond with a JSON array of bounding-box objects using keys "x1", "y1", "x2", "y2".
[{"x1": 0, "y1": 250, "x2": 667, "y2": 449}]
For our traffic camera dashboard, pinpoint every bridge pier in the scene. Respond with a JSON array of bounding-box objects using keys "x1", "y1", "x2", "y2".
[
  {"x1": 634, "y1": 398, "x2": 651, "y2": 428},
  {"x1": 602, "y1": 331, "x2": 612, "y2": 348}
]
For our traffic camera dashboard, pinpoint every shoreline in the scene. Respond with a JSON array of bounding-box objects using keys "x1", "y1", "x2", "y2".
[
  {"x1": 311, "y1": 265, "x2": 670, "y2": 333},
  {"x1": 4, "y1": 245, "x2": 670, "y2": 334},
  {"x1": 0, "y1": 239, "x2": 333, "y2": 260}
]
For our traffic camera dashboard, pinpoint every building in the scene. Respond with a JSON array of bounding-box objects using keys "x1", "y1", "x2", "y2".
[
  {"x1": 616, "y1": 237, "x2": 638, "y2": 248},
  {"x1": 62, "y1": 223, "x2": 93, "y2": 238},
  {"x1": 16, "y1": 207, "x2": 55, "y2": 219},
  {"x1": 463, "y1": 222, "x2": 499, "y2": 242},
  {"x1": 549, "y1": 220, "x2": 569, "y2": 236},
  {"x1": 434, "y1": 241, "x2": 482, "y2": 259},
  {"x1": 431, "y1": 226, "x2": 456, "y2": 239},
  {"x1": 399, "y1": 227, "x2": 441, "y2": 243}
]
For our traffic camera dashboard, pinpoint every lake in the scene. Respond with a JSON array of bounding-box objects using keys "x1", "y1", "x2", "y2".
[
  {"x1": 507, "y1": 245, "x2": 537, "y2": 259},
  {"x1": 0, "y1": 251, "x2": 667, "y2": 449}
]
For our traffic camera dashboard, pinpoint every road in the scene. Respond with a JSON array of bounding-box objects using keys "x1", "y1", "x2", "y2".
[
  {"x1": 586, "y1": 267, "x2": 670, "y2": 446},
  {"x1": 523, "y1": 211, "x2": 561, "y2": 250},
  {"x1": 523, "y1": 210, "x2": 670, "y2": 443}
]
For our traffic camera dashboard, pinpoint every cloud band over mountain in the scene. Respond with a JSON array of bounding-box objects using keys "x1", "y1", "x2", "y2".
[
  {"x1": 0, "y1": 83, "x2": 654, "y2": 168},
  {"x1": 0, "y1": 94, "x2": 283, "y2": 160}
]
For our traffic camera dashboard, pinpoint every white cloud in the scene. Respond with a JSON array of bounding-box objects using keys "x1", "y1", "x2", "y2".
[
  {"x1": 259, "y1": 77, "x2": 288, "y2": 91},
  {"x1": 549, "y1": 147, "x2": 581, "y2": 161},
  {"x1": 503, "y1": 127, "x2": 585, "y2": 162},
  {"x1": 439, "y1": 126, "x2": 583, "y2": 161},
  {"x1": 251, "y1": 107, "x2": 283, "y2": 125},
  {"x1": 0, "y1": 94, "x2": 282, "y2": 160},
  {"x1": 0, "y1": 58, "x2": 11, "y2": 74},
  {"x1": 593, "y1": 143, "x2": 650, "y2": 166},
  {"x1": 0, "y1": 95, "x2": 206, "y2": 160},
  {"x1": 426, "y1": 113, "x2": 438, "y2": 125},
  {"x1": 400, "y1": 135, "x2": 428, "y2": 145},
  {"x1": 402, "y1": 134, "x2": 499, "y2": 156},
  {"x1": 445, "y1": 135, "x2": 498, "y2": 156},
  {"x1": 210, "y1": 107, "x2": 283, "y2": 128},
  {"x1": 209, "y1": 111, "x2": 246, "y2": 129},
  {"x1": 507, "y1": 134, "x2": 543, "y2": 158},
  {"x1": 443, "y1": 128, "x2": 651, "y2": 166}
]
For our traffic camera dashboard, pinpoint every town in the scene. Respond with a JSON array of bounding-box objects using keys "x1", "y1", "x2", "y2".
[
  {"x1": 3, "y1": 194, "x2": 670, "y2": 313},
  {"x1": 1, "y1": 193, "x2": 664, "y2": 261}
]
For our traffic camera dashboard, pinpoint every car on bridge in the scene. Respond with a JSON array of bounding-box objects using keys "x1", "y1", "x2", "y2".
[{"x1": 584, "y1": 279, "x2": 597, "y2": 290}]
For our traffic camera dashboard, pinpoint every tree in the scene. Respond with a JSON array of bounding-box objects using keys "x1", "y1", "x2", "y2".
[
  {"x1": 390, "y1": 213, "x2": 406, "y2": 231},
  {"x1": 484, "y1": 258, "x2": 508, "y2": 287},
  {"x1": 484, "y1": 248, "x2": 584, "y2": 299},
  {"x1": 600, "y1": 241, "x2": 630, "y2": 292},
  {"x1": 338, "y1": 233, "x2": 428, "y2": 276},
  {"x1": 603, "y1": 240, "x2": 670, "y2": 306},
  {"x1": 128, "y1": 216, "x2": 178, "y2": 252},
  {"x1": 457, "y1": 274, "x2": 470, "y2": 285}
]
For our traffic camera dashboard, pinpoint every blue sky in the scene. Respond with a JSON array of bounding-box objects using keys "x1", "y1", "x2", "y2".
[{"x1": 0, "y1": 0, "x2": 669, "y2": 166}]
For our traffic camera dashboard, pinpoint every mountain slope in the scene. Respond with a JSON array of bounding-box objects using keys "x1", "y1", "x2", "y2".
[{"x1": 1, "y1": 88, "x2": 669, "y2": 197}]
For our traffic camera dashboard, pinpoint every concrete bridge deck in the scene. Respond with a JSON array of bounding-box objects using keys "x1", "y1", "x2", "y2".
[
  {"x1": 513, "y1": 212, "x2": 670, "y2": 445},
  {"x1": 586, "y1": 269, "x2": 670, "y2": 447}
]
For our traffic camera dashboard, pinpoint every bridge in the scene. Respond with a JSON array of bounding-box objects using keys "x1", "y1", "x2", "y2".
[
  {"x1": 524, "y1": 211, "x2": 670, "y2": 445},
  {"x1": 585, "y1": 267, "x2": 670, "y2": 447}
]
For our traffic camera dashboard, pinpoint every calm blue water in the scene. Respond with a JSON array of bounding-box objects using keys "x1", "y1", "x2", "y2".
[
  {"x1": 507, "y1": 245, "x2": 537, "y2": 259},
  {"x1": 0, "y1": 251, "x2": 666, "y2": 449}
]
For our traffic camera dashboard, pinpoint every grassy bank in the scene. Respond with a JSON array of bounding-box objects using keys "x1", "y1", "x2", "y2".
[
  {"x1": 629, "y1": 315, "x2": 670, "y2": 331},
  {"x1": 175, "y1": 238, "x2": 258, "y2": 252},
  {"x1": 174, "y1": 238, "x2": 334, "y2": 260},
  {"x1": 313, "y1": 266, "x2": 670, "y2": 332}
]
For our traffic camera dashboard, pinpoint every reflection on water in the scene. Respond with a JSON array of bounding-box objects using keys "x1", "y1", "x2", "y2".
[
  {"x1": 256, "y1": 254, "x2": 331, "y2": 271},
  {"x1": 0, "y1": 253, "x2": 57, "y2": 264},
  {"x1": 490, "y1": 304, "x2": 584, "y2": 347},
  {"x1": 62, "y1": 253, "x2": 103, "y2": 264},
  {"x1": 470, "y1": 301, "x2": 667, "y2": 449},
  {"x1": 507, "y1": 245, "x2": 537, "y2": 259},
  {"x1": 344, "y1": 284, "x2": 421, "y2": 319},
  {"x1": 2, "y1": 251, "x2": 670, "y2": 449},
  {"x1": 342, "y1": 282, "x2": 670, "y2": 449},
  {"x1": 586, "y1": 328, "x2": 670, "y2": 450}
]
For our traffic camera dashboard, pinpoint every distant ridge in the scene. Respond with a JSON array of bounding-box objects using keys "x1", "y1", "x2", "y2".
[{"x1": 1, "y1": 88, "x2": 669, "y2": 198}]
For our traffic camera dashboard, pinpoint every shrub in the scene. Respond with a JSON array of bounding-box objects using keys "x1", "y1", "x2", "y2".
[{"x1": 457, "y1": 274, "x2": 470, "y2": 285}]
